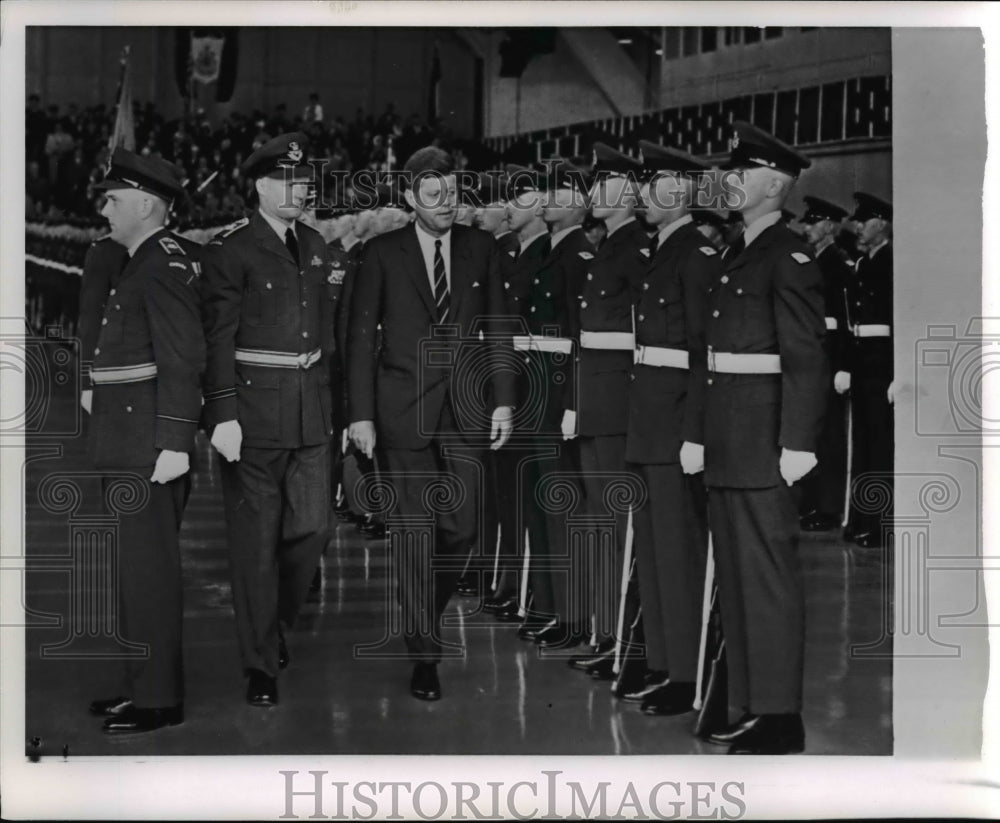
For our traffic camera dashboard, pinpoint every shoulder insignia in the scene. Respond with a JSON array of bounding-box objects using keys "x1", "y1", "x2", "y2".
[
  {"x1": 218, "y1": 217, "x2": 250, "y2": 239},
  {"x1": 699, "y1": 246, "x2": 718, "y2": 256},
  {"x1": 579, "y1": 251, "x2": 594, "y2": 260},
  {"x1": 790, "y1": 251, "x2": 811, "y2": 264},
  {"x1": 311, "y1": 254, "x2": 323, "y2": 267},
  {"x1": 158, "y1": 236, "x2": 186, "y2": 256},
  {"x1": 639, "y1": 248, "x2": 651, "y2": 258},
  {"x1": 168, "y1": 261, "x2": 188, "y2": 270},
  {"x1": 191, "y1": 261, "x2": 202, "y2": 277}
]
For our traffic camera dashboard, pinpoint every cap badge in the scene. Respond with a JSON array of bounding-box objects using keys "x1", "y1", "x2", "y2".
[
  {"x1": 287, "y1": 142, "x2": 303, "y2": 162},
  {"x1": 731, "y1": 132, "x2": 740, "y2": 149}
]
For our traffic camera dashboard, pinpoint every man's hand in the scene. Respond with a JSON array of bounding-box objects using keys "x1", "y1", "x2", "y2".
[
  {"x1": 150, "y1": 450, "x2": 190, "y2": 484},
  {"x1": 887, "y1": 381, "x2": 895, "y2": 405},
  {"x1": 561, "y1": 410, "x2": 578, "y2": 441},
  {"x1": 490, "y1": 406, "x2": 513, "y2": 450},
  {"x1": 211, "y1": 419, "x2": 243, "y2": 462},
  {"x1": 779, "y1": 447, "x2": 817, "y2": 486},
  {"x1": 833, "y1": 371, "x2": 851, "y2": 394},
  {"x1": 349, "y1": 420, "x2": 376, "y2": 459},
  {"x1": 679, "y1": 441, "x2": 705, "y2": 475},
  {"x1": 80, "y1": 389, "x2": 93, "y2": 414}
]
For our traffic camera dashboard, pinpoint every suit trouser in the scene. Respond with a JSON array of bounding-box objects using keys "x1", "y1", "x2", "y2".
[
  {"x1": 103, "y1": 471, "x2": 189, "y2": 707},
  {"x1": 576, "y1": 434, "x2": 629, "y2": 642},
  {"x1": 800, "y1": 387, "x2": 848, "y2": 519},
  {"x1": 488, "y1": 446, "x2": 523, "y2": 595},
  {"x1": 630, "y1": 463, "x2": 708, "y2": 678},
  {"x1": 220, "y1": 442, "x2": 330, "y2": 677},
  {"x1": 848, "y1": 373, "x2": 895, "y2": 537},
  {"x1": 380, "y1": 420, "x2": 483, "y2": 663},
  {"x1": 709, "y1": 484, "x2": 805, "y2": 715}
]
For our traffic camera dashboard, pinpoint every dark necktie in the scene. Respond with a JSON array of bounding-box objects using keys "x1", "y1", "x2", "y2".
[
  {"x1": 648, "y1": 234, "x2": 659, "y2": 257},
  {"x1": 433, "y1": 239, "x2": 450, "y2": 322},
  {"x1": 730, "y1": 234, "x2": 746, "y2": 258},
  {"x1": 285, "y1": 226, "x2": 300, "y2": 267}
]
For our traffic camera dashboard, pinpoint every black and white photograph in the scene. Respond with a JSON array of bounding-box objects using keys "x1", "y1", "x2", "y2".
[{"x1": 1, "y1": 2, "x2": 997, "y2": 819}]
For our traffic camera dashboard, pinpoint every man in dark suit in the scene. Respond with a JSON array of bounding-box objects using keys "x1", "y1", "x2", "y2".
[
  {"x1": 842, "y1": 192, "x2": 894, "y2": 549},
  {"x1": 347, "y1": 146, "x2": 515, "y2": 701},
  {"x1": 700, "y1": 122, "x2": 827, "y2": 754},
  {"x1": 563, "y1": 143, "x2": 648, "y2": 678},
  {"x1": 798, "y1": 196, "x2": 852, "y2": 532},
  {"x1": 201, "y1": 133, "x2": 336, "y2": 708},
  {"x1": 625, "y1": 142, "x2": 716, "y2": 714},
  {"x1": 85, "y1": 148, "x2": 205, "y2": 734}
]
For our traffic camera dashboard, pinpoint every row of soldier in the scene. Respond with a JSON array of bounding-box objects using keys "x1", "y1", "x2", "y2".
[{"x1": 77, "y1": 122, "x2": 892, "y2": 757}]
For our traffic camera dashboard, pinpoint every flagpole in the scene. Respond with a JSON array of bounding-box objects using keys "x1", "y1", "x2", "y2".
[{"x1": 108, "y1": 45, "x2": 131, "y2": 154}]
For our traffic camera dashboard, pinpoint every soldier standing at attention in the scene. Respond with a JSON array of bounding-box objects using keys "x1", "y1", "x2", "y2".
[
  {"x1": 700, "y1": 122, "x2": 827, "y2": 754},
  {"x1": 201, "y1": 133, "x2": 336, "y2": 708},
  {"x1": 797, "y1": 196, "x2": 852, "y2": 532},
  {"x1": 86, "y1": 148, "x2": 205, "y2": 734}
]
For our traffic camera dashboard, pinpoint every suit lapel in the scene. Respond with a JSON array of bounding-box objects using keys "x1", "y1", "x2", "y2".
[
  {"x1": 252, "y1": 211, "x2": 296, "y2": 266},
  {"x1": 399, "y1": 224, "x2": 438, "y2": 319}
]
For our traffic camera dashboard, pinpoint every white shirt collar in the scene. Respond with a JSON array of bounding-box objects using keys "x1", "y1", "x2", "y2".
[
  {"x1": 550, "y1": 224, "x2": 581, "y2": 250},
  {"x1": 342, "y1": 236, "x2": 361, "y2": 252},
  {"x1": 606, "y1": 215, "x2": 637, "y2": 238},
  {"x1": 127, "y1": 226, "x2": 163, "y2": 258},
  {"x1": 259, "y1": 208, "x2": 296, "y2": 243},
  {"x1": 742, "y1": 210, "x2": 783, "y2": 248},
  {"x1": 519, "y1": 228, "x2": 548, "y2": 254},
  {"x1": 656, "y1": 214, "x2": 694, "y2": 248},
  {"x1": 413, "y1": 221, "x2": 452, "y2": 290}
]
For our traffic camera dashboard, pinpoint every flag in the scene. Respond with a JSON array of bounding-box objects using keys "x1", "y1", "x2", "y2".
[
  {"x1": 191, "y1": 34, "x2": 225, "y2": 85},
  {"x1": 109, "y1": 46, "x2": 135, "y2": 152},
  {"x1": 428, "y1": 42, "x2": 441, "y2": 122}
]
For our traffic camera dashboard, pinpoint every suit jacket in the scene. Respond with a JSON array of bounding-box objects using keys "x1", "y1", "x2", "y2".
[
  {"x1": 703, "y1": 221, "x2": 828, "y2": 489},
  {"x1": 845, "y1": 242, "x2": 893, "y2": 381},
  {"x1": 88, "y1": 229, "x2": 205, "y2": 469},
  {"x1": 573, "y1": 218, "x2": 648, "y2": 436},
  {"x1": 626, "y1": 221, "x2": 718, "y2": 464},
  {"x1": 201, "y1": 211, "x2": 336, "y2": 449},
  {"x1": 347, "y1": 222, "x2": 515, "y2": 450}
]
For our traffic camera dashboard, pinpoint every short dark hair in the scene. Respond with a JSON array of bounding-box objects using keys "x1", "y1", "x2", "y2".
[{"x1": 402, "y1": 146, "x2": 454, "y2": 187}]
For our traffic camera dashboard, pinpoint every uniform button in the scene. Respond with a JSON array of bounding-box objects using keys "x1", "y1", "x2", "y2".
[
  {"x1": 736, "y1": 289, "x2": 743, "y2": 295},
  {"x1": 530, "y1": 306, "x2": 536, "y2": 313},
  {"x1": 659, "y1": 298, "x2": 665, "y2": 305},
  {"x1": 581, "y1": 301, "x2": 588, "y2": 308},
  {"x1": 125, "y1": 405, "x2": 133, "y2": 413},
  {"x1": 101, "y1": 318, "x2": 108, "y2": 326},
  {"x1": 266, "y1": 282, "x2": 272, "y2": 290},
  {"x1": 302, "y1": 331, "x2": 309, "y2": 338},
  {"x1": 534, "y1": 278, "x2": 540, "y2": 284},
  {"x1": 600, "y1": 290, "x2": 606, "y2": 296},
  {"x1": 638, "y1": 314, "x2": 645, "y2": 322},
  {"x1": 643, "y1": 283, "x2": 649, "y2": 290},
  {"x1": 94, "y1": 347, "x2": 100, "y2": 355},
  {"x1": 712, "y1": 310, "x2": 720, "y2": 318},
  {"x1": 246, "y1": 379, "x2": 251, "y2": 385},
  {"x1": 514, "y1": 297, "x2": 519, "y2": 302},
  {"x1": 630, "y1": 374, "x2": 636, "y2": 381},
  {"x1": 109, "y1": 289, "x2": 116, "y2": 296},
  {"x1": 545, "y1": 292, "x2": 551, "y2": 298},
  {"x1": 856, "y1": 301, "x2": 861, "y2": 306},
  {"x1": 587, "y1": 273, "x2": 593, "y2": 280},
  {"x1": 721, "y1": 276, "x2": 729, "y2": 284},
  {"x1": 707, "y1": 378, "x2": 713, "y2": 386},
  {"x1": 302, "y1": 301, "x2": 307, "y2": 307},
  {"x1": 115, "y1": 304, "x2": 121, "y2": 310}
]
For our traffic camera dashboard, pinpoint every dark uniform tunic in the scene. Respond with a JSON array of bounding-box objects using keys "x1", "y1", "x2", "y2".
[
  {"x1": 202, "y1": 211, "x2": 336, "y2": 677},
  {"x1": 703, "y1": 215, "x2": 827, "y2": 716},
  {"x1": 625, "y1": 217, "x2": 715, "y2": 679},
  {"x1": 87, "y1": 229, "x2": 205, "y2": 707},
  {"x1": 571, "y1": 218, "x2": 647, "y2": 641},
  {"x1": 844, "y1": 241, "x2": 894, "y2": 539}
]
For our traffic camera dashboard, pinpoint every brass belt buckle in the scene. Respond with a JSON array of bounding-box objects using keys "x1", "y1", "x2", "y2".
[{"x1": 297, "y1": 352, "x2": 309, "y2": 369}]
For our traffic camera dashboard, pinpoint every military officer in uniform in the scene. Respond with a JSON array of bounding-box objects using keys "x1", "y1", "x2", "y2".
[
  {"x1": 85, "y1": 148, "x2": 205, "y2": 734},
  {"x1": 842, "y1": 192, "x2": 893, "y2": 549},
  {"x1": 563, "y1": 143, "x2": 648, "y2": 677},
  {"x1": 625, "y1": 142, "x2": 716, "y2": 714},
  {"x1": 201, "y1": 133, "x2": 336, "y2": 707},
  {"x1": 798, "y1": 196, "x2": 852, "y2": 532},
  {"x1": 700, "y1": 122, "x2": 827, "y2": 754}
]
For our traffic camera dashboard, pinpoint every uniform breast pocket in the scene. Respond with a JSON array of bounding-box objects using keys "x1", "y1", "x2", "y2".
[
  {"x1": 731, "y1": 279, "x2": 772, "y2": 332},
  {"x1": 245, "y1": 278, "x2": 287, "y2": 327},
  {"x1": 235, "y1": 367, "x2": 281, "y2": 441}
]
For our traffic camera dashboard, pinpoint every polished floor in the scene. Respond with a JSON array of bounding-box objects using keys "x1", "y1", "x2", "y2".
[{"x1": 23, "y1": 373, "x2": 892, "y2": 756}]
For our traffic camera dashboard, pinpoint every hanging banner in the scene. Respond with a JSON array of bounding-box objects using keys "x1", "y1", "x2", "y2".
[{"x1": 190, "y1": 34, "x2": 225, "y2": 85}]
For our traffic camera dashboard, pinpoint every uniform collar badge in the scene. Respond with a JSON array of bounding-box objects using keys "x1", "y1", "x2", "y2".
[{"x1": 310, "y1": 254, "x2": 322, "y2": 266}]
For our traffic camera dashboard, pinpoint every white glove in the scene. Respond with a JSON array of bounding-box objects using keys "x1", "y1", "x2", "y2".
[
  {"x1": 490, "y1": 406, "x2": 513, "y2": 450},
  {"x1": 887, "y1": 381, "x2": 895, "y2": 405},
  {"x1": 150, "y1": 449, "x2": 190, "y2": 484},
  {"x1": 80, "y1": 389, "x2": 93, "y2": 414},
  {"x1": 349, "y1": 420, "x2": 376, "y2": 459},
  {"x1": 779, "y1": 447, "x2": 817, "y2": 486},
  {"x1": 211, "y1": 419, "x2": 243, "y2": 462},
  {"x1": 679, "y1": 441, "x2": 705, "y2": 475},
  {"x1": 833, "y1": 371, "x2": 851, "y2": 394},
  {"x1": 561, "y1": 410, "x2": 578, "y2": 440}
]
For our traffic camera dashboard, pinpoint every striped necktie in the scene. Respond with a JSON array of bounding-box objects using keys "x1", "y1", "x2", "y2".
[{"x1": 433, "y1": 238, "x2": 450, "y2": 322}]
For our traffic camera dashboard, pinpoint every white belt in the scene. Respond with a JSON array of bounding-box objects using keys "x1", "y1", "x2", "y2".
[
  {"x1": 707, "y1": 351, "x2": 781, "y2": 374},
  {"x1": 579, "y1": 330, "x2": 635, "y2": 351},
  {"x1": 513, "y1": 335, "x2": 573, "y2": 354},
  {"x1": 91, "y1": 362, "x2": 157, "y2": 384},
  {"x1": 853, "y1": 324, "x2": 891, "y2": 338},
  {"x1": 235, "y1": 347, "x2": 322, "y2": 369},
  {"x1": 634, "y1": 345, "x2": 689, "y2": 369},
  {"x1": 825, "y1": 317, "x2": 838, "y2": 330}
]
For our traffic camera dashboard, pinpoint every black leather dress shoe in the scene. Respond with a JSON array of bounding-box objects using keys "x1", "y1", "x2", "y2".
[
  {"x1": 484, "y1": 592, "x2": 516, "y2": 612},
  {"x1": 854, "y1": 531, "x2": 884, "y2": 549},
  {"x1": 641, "y1": 681, "x2": 696, "y2": 715},
  {"x1": 278, "y1": 629, "x2": 290, "y2": 670},
  {"x1": 494, "y1": 599, "x2": 522, "y2": 622},
  {"x1": 517, "y1": 617, "x2": 556, "y2": 641},
  {"x1": 535, "y1": 623, "x2": 587, "y2": 649},
  {"x1": 585, "y1": 656, "x2": 617, "y2": 680},
  {"x1": 410, "y1": 662, "x2": 441, "y2": 701},
  {"x1": 611, "y1": 656, "x2": 648, "y2": 699},
  {"x1": 568, "y1": 641, "x2": 614, "y2": 671},
  {"x1": 334, "y1": 499, "x2": 356, "y2": 522},
  {"x1": 246, "y1": 670, "x2": 278, "y2": 707},
  {"x1": 621, "y1": 671, "x2": 670, "y2": 703},
  {"x1": 89, "y1": 695, "x2": 133, "y2": 717},
  {"x1": 702, "y1": 712, "x2": 759, "y2": 745},
  {"x1": 102, "y1": 704, "x2": 183, "y2": 734},
  {"x1": 727, "y1": 713, "x2": 805, "y2": 754},
  {"x1": 801, "y1": 512, "x2": 840, "y2": 532},
  {"x1": 455, "y1": 576, "x2": 480, "y2": 598}
]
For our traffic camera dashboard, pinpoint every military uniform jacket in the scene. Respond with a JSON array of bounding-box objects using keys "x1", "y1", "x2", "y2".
[
  {"x1": 87, "y1": 229, "x2": 205, "y2": 470},
  {"x1": 626, "y1": 221, "x2": 718, "y2": 464},
  {"x1": 347, "y1": 222, "x2": 516, "y2": 450},
  {"x1": 703, "y1": 221, "x2": 828, "y2": 489},
  {"x1": 845, "y1": 242, "x2": 893, "y2": 381},
  {"x1": 573, "y1": 218, "x2": 648, "y2": 436},
  {"x1": 201, "y1": 211, "x2": 336, "y2": 449},
  {"x1": 815, "y1": 242, "x2": 852, "y2": 374}
]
